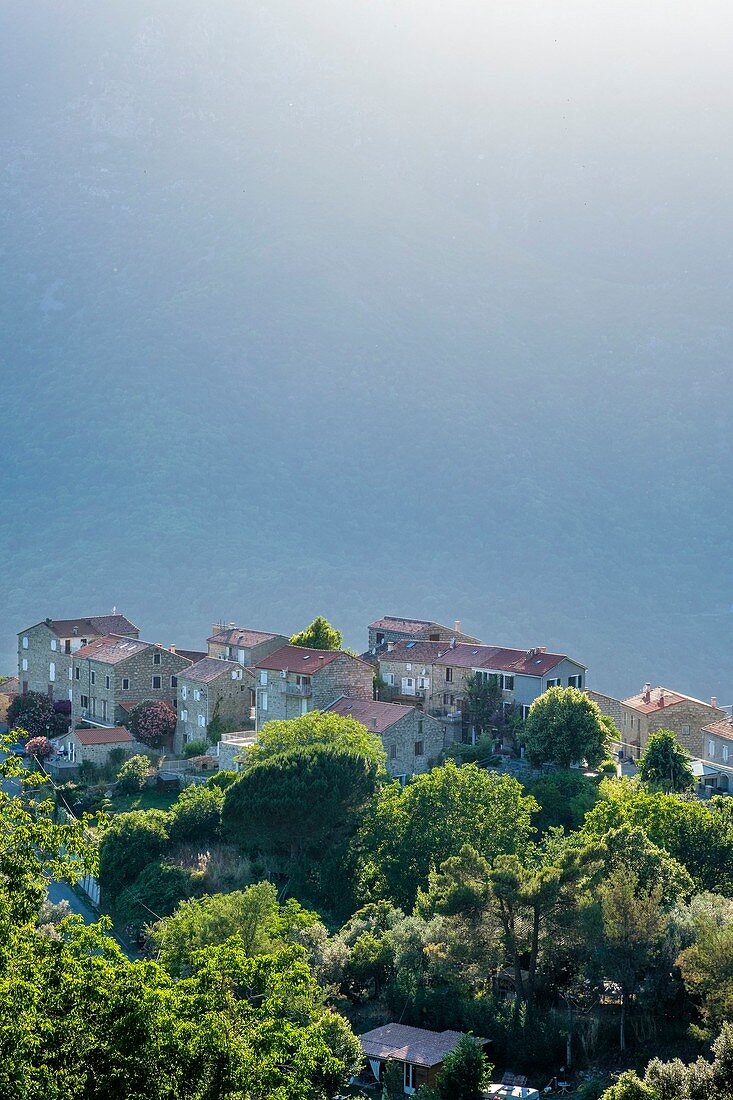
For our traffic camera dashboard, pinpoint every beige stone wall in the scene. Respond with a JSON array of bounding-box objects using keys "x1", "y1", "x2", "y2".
[
  {"x1": 381, "y1": 710, "x2": 449, "y2": 779},
  {"x1": 642, "y1": 700, "x2": 725, "y2": 758},
  {"x1": 176, "y1": 668, "x2": 255, "y2": 751},
  {"x1": 72, "y1": 646, "x2": 190, "y2": 726},
  {"x1": 256, "y1": 654, "x2": 373, "y2": 726}
]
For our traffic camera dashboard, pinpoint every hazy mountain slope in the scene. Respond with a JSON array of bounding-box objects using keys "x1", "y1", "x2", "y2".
[{"x1": 1, "y1": 1, "x2": 731, "y2": 698}]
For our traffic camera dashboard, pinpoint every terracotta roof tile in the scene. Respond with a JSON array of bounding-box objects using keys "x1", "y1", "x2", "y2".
[
  {"x1": 74, "y1": 726, "x2": 133, "y2": 746},
  {"x1": 255, "y1": 644, "x2": 366, "y2": 673},
  {"x1": 73, "y1": 635, "x2": 193, "y2": 666},
  {"x1": 702, "y1": 717, "x2": 733, "y2": 742},
  {"x1": 21, "y1": 615, "x2": 138, "y2": 639},
  {"x1": 208, "y1": 628, "x2": 285, "y2": 648},
  {"x1": 623, "y1": 686, "x2": 720, "y2": 714}
]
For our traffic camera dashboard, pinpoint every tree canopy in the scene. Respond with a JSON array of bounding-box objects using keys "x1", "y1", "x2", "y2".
[
  {"x1": 638, "y1": 729, "x2": 695, "y2": 793},
  {"x1": 246, "y1": 710, "x2": 386, "y2": 770},
  {"x1": 127, "y1": 699, "x2": 177, "y2": 748},
  {"x1": 289, "y1": 616, "x2": 343, "y2": 650},
  {"x1": 523, "y1": 686, "x2": 610, "y2": 769}
]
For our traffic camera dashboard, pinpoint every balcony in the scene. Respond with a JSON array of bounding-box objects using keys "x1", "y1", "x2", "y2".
[{"x1": 279, "y1": 681, "x2": 312, "y2": 698}]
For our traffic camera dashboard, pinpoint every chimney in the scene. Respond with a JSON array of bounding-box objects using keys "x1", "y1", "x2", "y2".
[
  {"x1": 169, "y1": 645, "x2": 176, "y2": 654},
  {"x1": 454, "y1": 620, "x2": 461, "y2": 636},
  {"x1": 643, "y1": 682, "x2": 651, "y2": 703},
  {"x1": 450, "y1": 636, "x2": 456, "y2": 649},
  {"x1": 387, "y1": 640, "x2": 394, "y2": 653},
  {"x1": 712, "y1": 696, "x2": 718, "y2": 709},
  {"x1": 658, "y1": 690, "x2": 665, "y2": 706},
  {"x1": 212, "y1": 622, "x2": 225, "y2": 636}
]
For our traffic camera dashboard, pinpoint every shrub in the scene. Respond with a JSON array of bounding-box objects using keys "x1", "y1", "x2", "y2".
[
  {"x1": 98, "y1": 810, "x2": 171, "y2": 903},
  {"x1": 115, "y1": 861, "x2": 197, "y2": 940},
  {"x1": 116, "y1": 755, "x2": 151, "y2": 794},
  {"x1": 8, "y1": 691, "x2": 55, "y2": 738},
  {"x1": 183, "y1": 739, "x2": 208, "y2": 758},
  {"x1": 127, "y1": 700, "x2": 177, "y2": 749},
  {"x1": 169, "y1": 784, "x2": 224, "y2": 844},
  {"x1": 25, "y1": 736, "x2": 54, "y2": 761},
  {"x1": 206, "y1": 770, "x2": 238, "y2": 791},
  {"x1": 77, "y1": 760, "x2": 100, "y2": 785}
]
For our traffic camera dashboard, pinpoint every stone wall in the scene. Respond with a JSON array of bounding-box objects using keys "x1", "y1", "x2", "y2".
[
  {"x1": 176, "y1": 668, "x2": 255, "y2": 751},
  {"x1": 18, "y1": 623, "x2": 72, "y2": 703},
  {"x1": 72, "y1": 646, "x2": 190, "y2": 726},
  {"x1": 381, "y1": 710, "x2": 449, "y2": 779}
]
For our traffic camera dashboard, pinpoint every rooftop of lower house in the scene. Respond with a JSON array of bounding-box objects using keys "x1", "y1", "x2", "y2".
[
  {"x1": 368, "y1": 615, "x2": 481, "y2": 642},
  {"x1": 359, "y1": 1023, "x2": 488, "y2": 1068},
  {"x1": 435, "y1": 642, "x2": 579, "y2": 677},
  {"x1": 326, "y1": 696, "x2": 419, "y2": 733},
  {"x1": 701, "y1": 716, "x2": 733, "y2": 741},
  {"x1": 73, "y1": 726, "x2": 133, "y2": 746}
]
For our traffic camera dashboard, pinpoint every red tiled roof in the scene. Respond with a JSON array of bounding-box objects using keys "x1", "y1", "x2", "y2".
[
  {"x1": 181, "y1": 657, "x2": 251, "y2": 684},
  {"x1": 75, "y1": 726, "x2": 133, "y2": 746},
  {"x1": 208, "y1": 627, "x2": 285, "y2": 648},
  {"x1": 435, "y1": 643, "x2": 575, "y2": 677},
  {"x1": 255, "y1": 644, "x2": 351, "y2": 673},
  {"x1": 176, "y1": 649, "x2": 207, "y2": 664},
  {"x1": 359, "y1": 1024, "x2": 488, "y2": 1068},
  {"x1": 326, "y1": 697, "x2": 419, "y2": 733},
  {"x1": 623, "y1": 686, "x2": 719, "y2": 714},
  {"x1": 702, "y1": 717, "x2": 733, "y2": 742}
]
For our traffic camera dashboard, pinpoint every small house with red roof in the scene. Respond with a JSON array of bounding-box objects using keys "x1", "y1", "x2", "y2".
[
  {"x1": 254, "y1": 644, "x2": 373, "y2": 728},
  {"x1": 326, "y1": 696, "x2": 449, "y2": 780},
  {"x1": 620, "y1": 684, "x2": 725, "y2": 760},
  {"x1": 50, "y1": 725, "x2": 149, "y2": 769}
]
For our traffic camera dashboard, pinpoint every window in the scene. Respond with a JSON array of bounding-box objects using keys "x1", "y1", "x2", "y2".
[
  {"x1": 105, "y1": 675, "x2": 110, "y2": 689},
  {"x1": 401, "y1": 677, "x2": 415, "y2": 695},
  {"x1": 68, "y1": 689, "x2": 73, "y2": 702},
  {"x1": 390, "y1": 744, "x2": 397, "y2": 760},
  {"x1": 91, "y1": 698, "x2": 96, "y2": 716},
  {"x1": 725, "y1": 746, "x2": 730, "y2": 763},
  {"x1": 568, "y1": 674, "x2": 583, "y2": 689},
  {"x1": 260, "y1": 691, "x2": 268, "y2": 712},
  {"x1": 259, "y1": 671, "x2": 267, "y2": 685},
  {"x1": 443, "y1": 692, "x2": 454, "y2": 706},
  {"x1": 376, "y1": 632, "x2": 385, "y2": 645},
  {"x1": 198, "y1": 715, "x2": 206, "y2": 727},
  {"x1": 405, "y1": 663, "x2": 412, "y2": 671},
  {"x1": 418, "y1": 676, "x2": 430, "y2": 689},
  {"x1": 170, "y1": 675, "x2": 177, "y2": 688},
  {"x1": 50, "y1": 638, "x2": 57, "y2": 651},
  {"x1": 80, "y1": 695, "x2": 89, "y2": 709},
  {"x1": 122, "y1": 677, "x2": 130, "y2": 690},
  {"x1": 445, "y1": 667, "x2": 453, "y2": 683},
  {"x1": 64, "y1": 640, "x2": 71, "y2": 654},
  {"x1": 153, "y1": 652, "x2": 161, "y2": 665},
  {"x1": 75, "y1": 666, "x2": 80, "y2": 680},
  {"x1": 22, "y1": 658, "x2": 28, "y2": 671},
  {"x1": 682, "y1": 724, "x2": 691, "y2": 737},
  {"x1": 504, "y1": 675, "x2": 515, "y2": 691},
  {"x1": 152, "y1": 675, "x2": 162, "y2": 689},
  {"x1": 547, "y1": 678, "x2": 561, "y2": 688},
  {"x1": 68, "y1": 668, "x2": 72, "y2": 680},
  {"x1": 193, "y1": 689, "x2": 201, "y2": 701},
  {"x1": 383, "y1": 673, "x2": 395, "y2": 686},
  {"x1": 414, "y1": 740, "x2": 424, "y2": 757},
  {"x1": 22, "y1": 636, "x2": 28, "y2": 649},
  {"x1": 522, "y1": 705, "x2": 531, "y2": 720},
  {"x1": 181, "y1": 685, "x2": 187, "y2": 700},
  {"x1": 102, "y1": 700, "x2": 107, "y2": 721},
  {"x1": 90, "y1": 670, "x2": 95, "y2": 685},
  {"x1": 49, "y1": 662, "x2": 55, "y2": 682},
  {"x1": 418, "y1": 718, "x2": 424, "y2": 736},
  {"x1": 709, "y1": 740, "x2": 715, "y2": 757},
  {"x1": 181, "y1": 709, "x2": 188, "y2": 722}
]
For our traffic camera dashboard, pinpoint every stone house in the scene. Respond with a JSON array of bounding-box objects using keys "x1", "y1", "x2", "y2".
[
  {"x1": 207, "y1": 625, "x2": 289, "y2": 665},
  {"x1": 51, "y1": 725, "x2": 148, "y2": 768},
  {"x1": 325, "y1": 696, "x2": 451, "y2": 781},
  {"x1": 619, "y1": 684, "x2": 725, "y2": 760},
  {"x1": 18, "y1": 614, "x2": 138, "y2": 703},
  {"x1": 71, "y1": 635, "x2": 192, "y2": 727},
  {"x1": 358, "y1": 1024, "x2": 490, "y2": 1094},
  {"x1": 254, "y1": 644, "x2": 373, "y2": 728},
  {"x1": 215, "y1": 732, "x2": 258, "y2": 772},
  {"x1": 176, "y1": 658, "x2": 256, "y2": 752},
  {"x1": 367, "y1": 616, "x2": 480, "y2": 652},
  {"x1": 377, "y1": 638, "x2": 587, "y2": 734}
]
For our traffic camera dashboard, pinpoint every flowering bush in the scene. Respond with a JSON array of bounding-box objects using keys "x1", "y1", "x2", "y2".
[
  {"x1": 24, "y1": 736, "x2": 54, "y2": 761},
  {"x1": 128, "y1": 700, "x2": 177, "y2": 748}
]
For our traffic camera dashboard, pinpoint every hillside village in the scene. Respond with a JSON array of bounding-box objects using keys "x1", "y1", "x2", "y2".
[
  {"x1": 6, "y1": 610, "x2": 731, "y2": 793},
  {"x1": 4, "y1": 610, "x2": 733, "y2": 1099}
]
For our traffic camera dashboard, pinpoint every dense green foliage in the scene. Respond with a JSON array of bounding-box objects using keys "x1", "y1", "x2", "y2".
[
  {"x1": 289, "y1": 616, "x2": 343, "y2": 650},
  {"x1": 248, "y1": 709, "x2": 386, "y2": 769},
  {"x1": 638, "y1": 729, "x2": 695, "y2": 793},
  {"x1": 361, "y1": 762, "x2": 537, "y2": 909},
  {"x1": 524, "y1": 687, "x2": 610, "y2": 768},
  {"x1": 115, "y1": 753, "x2": 150, "y2": 793}
]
